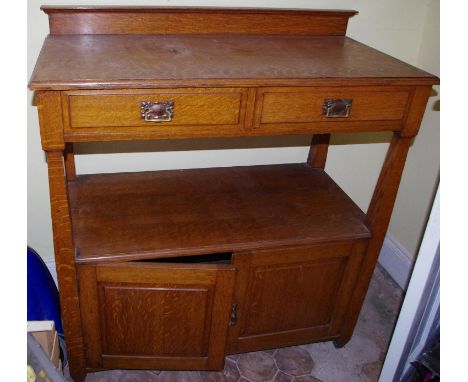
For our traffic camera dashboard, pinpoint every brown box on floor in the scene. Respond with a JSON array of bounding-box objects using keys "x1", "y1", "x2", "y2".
[{"x1": 28, "y1": 321, "x2": 61, "y2": 370}]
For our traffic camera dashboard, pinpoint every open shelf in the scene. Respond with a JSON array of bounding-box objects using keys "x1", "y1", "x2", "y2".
[{"x1": 69, "y1": 163, "x2": 371, "y2": 264}]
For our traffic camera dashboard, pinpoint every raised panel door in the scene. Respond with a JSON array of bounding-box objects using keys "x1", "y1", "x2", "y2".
[
  {"x1": 227, "y1": 241, "x2": 367, "y2": 353},
  {"x1": 78, "y1": 262, "x2": 236, "y2": 371}
]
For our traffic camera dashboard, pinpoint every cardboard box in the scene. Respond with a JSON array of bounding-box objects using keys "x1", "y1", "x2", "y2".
[{"x1": 27, "y1": 321, "x2": 61, "y2": 370}]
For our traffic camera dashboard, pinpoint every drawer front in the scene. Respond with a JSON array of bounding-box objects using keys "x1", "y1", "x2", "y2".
[
  {"x1": 255, "y1": 86, "x2": 411, "y2": 131},
  {"x1": 62, "y1": 88, "x2": 248, "y2": 140}
]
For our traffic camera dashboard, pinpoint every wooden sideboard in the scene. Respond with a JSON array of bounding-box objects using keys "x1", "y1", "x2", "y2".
[{"x1": 29, "y1": 7, "x2": 439, "y2": 381}]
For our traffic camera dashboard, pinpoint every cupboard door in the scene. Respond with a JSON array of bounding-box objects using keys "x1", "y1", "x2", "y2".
[
  {"x1": 78, "y1": 262, "x2": 235, "y2": 370},
  {"x1": 228, "y1": 241, "x2": 366, "y2": 353}
]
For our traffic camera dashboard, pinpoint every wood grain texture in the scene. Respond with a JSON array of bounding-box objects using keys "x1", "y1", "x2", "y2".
[
  {"x1": 401, "y1": 86, "x2": 433, "y2": 137},
  {"x1": 29, "y1": 35, "x2": 438, "y2": 91},
  {"x1": 256, "y1": 86, "x2": 410, "y2": 125},
  {"x1": 334, "y1": 133, "x2": 412, "y2": 347},
  {"x1": 207, "y1": 268, "x2": 237, "y2": 368},
  {"x1": 100, "y1": 355, "x2": 209, "y2": 371},
  {"x1": 63, "y1": 117, "x2": 406, "y2": 142},
  {"x1": 60, "y1": 88, "x2": 248, "y2": 141},
  {"x1": 100, "y1": 285, "x2": 212, "y2": 356},
  {"x1": 68, "y1": 164, "x2": 371, "y2": 264},
  {"x1": 76, "y1": 266, "x2": 101, "y2": 368},
  {"x1": 307, "y1": 134, "x2": 331, "y2": 168},
  {"x1": 66, "y1": 88, "x2": 244, "y2": 128},
  {"x1": 58, "y1": 86, "x2": 418, "y2": 143},
  {"x1": 64, "y1": 143, "x2": 77, "y2": 181},
  {"x1": 30, "y1": 7, "x2": 439, "y2": 375},
  {"x1": 42, "y1": 7, "x2": 355, "y2": 36},
  {"x1": 228, "y1": 241, "x2": 366, "y2": 353},
  {"x1": 36, "y1": 92, "x2": 64, "y2": 150},
  {"x1": 46, "y1": 151, "x2": 85, "y2": 381},
  {"x1": 79, "y1": 262, "x2": 235, "y2": 370}
]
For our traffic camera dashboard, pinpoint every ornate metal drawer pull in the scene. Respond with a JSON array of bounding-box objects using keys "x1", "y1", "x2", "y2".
[
  {"x1": 323, "y1": 99, "x2": 352, "y2": 118},
  {"x1": 140, "y1": 101, "x2": 174, "y2": 122}
]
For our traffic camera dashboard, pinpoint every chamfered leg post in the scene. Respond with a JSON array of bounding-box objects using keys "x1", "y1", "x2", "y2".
[
  {"x1": 334, "y1": 132, "x2": 412, "y2": 348},
  {"x1": 46, "y1": 151, "x2": 86, "y2": 381},
  {"x1": 307, "y1": 134, "x2": 331, "y2": 168},
  {"x1": 64, "y1": 143, "x2": 77, "y2": 181}
]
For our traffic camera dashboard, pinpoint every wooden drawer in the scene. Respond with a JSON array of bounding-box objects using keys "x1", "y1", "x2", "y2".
[
  {"x1": 254, "y1": 86, "x2": 411, "y2": 133},
  {"x1": 62, "y1": 88, "x2": 248, "y2": 140}
]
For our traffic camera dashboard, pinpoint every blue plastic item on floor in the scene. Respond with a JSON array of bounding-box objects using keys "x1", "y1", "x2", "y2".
[{"x1": 27, "y1": 247, "x2": 63, "y2": 334}]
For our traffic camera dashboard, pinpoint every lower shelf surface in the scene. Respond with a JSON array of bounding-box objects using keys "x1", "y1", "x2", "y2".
[{"x1": 69, "y1": 163, "x2": 370, "y2": 263}]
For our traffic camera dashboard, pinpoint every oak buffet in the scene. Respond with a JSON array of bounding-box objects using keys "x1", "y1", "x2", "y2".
[{"x1": 29, "y1": 7, "x2": 439, "y2": 381}]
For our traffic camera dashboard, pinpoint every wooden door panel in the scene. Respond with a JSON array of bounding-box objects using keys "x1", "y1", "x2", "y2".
[
  {"x1": 241, "y1": 258, "x2": 346, "y2": 336},
  {"x1": 99, "y1": 284, "x2": 212, "y2": 357},
  {"x1": 78, "y1": 262, "x2": 235, "y2": 370},
  {"x1": 228, "y1": 241, "x2": 366, "y2": 352}
]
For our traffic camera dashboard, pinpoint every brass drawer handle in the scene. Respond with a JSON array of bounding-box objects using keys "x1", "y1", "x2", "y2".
[
  {"x1": 140, "y1": 101, "x2": 174, "y2": 122},
  {"x1": 323, "y1": 99, "x2": 352, "y2": 118}
]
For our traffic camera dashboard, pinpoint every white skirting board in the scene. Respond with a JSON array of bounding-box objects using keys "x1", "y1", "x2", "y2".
[
  {"x1": 377, "y1": 233, "x2": 414, "y2": 289},
  {"x1": 42, "y1": 233, "x2": 413, "y2": 291}
]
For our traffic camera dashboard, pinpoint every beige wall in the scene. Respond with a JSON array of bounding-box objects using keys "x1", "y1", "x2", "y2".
[{"x1": 27, "y1": 0, "x2": 439, "y2": 263}]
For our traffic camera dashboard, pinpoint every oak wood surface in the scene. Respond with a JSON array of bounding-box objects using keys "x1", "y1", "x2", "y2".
[
  {"x1": 30, "y1": 7, "x2": 439, "y2": 378},
  {"x1": 36, "y1": 92, "x2": 65, "y2": 150},
  {"x1": 228, "y1": 241, "x2": 366, "y2": 353},
  {"x1": 58, "y1": 86, "x2": 420, "y2": 143},
  {"x1": 76, "y1": 266, "x2": 101, "y2": 368},
  {"x1": 257, "y1": 86, "x2": 410, "y2": 124},
  {"x1": 60, "y1": 88, "x2": 248, "y2": 141},
  {"x1": 64, "y1": 143, "x2": 77, "y2": 181},
  {"x1": 307, "y1": 134, "x2": 331, "y2": 168},
  {"x1": 334, "y1": 133, "x2": 412, "y2": 347},
  {"x1": 46, "y1": 152, "x2": 85, "y2": 381},
  {"x1": 42, "y1": 7, "x2": 356, "y2": 36},
  {"x1": 29, "y1": 35, "x2": 438, "y2": 91},
  {"x1": 401, "y1": 86, "x2": 433, "y2": 137},
  {"x1": 78, "y1": 262, "x2": 235, "y2": 370},
  {"x1": 68, "y1": 164, "x2": 371, "y2": 264}
]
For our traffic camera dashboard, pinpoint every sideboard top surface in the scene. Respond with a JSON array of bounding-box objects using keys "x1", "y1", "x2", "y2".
[{"x1": 29, "y1": 34, "x2": 438, "y2": 90}]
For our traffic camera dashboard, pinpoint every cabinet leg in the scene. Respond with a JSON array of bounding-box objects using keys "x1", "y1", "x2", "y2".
[
  {"x1": 64, "y1": 143, "x2": 77, "y2": 181},
  {"x1": 46, "y1": 151, "x2": 86, "y2": 381},
  {"x1": 337, "y1": 133, "x2": 411, "y2": 344},
  {"x1": 333, "y1": 337, "x2": 349, "y2": 348},
  {"x1": 307, "y1": 134, "x2": 330, "y2": 168}
]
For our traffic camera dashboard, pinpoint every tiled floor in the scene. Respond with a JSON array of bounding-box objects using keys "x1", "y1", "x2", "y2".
[{"x1": 66, "y1": 265, "x2": 403, "y2": 382}]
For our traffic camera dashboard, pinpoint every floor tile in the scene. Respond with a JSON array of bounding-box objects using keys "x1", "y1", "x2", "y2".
[
  {"x1": 295, "y1": 376, "x2": 322, "y2": 382},
  {"x1": 274, "y1": 371, "x2": 294, "y2": 382},
  {"x1": 274, "y1": 347, "x2": 314, "y2": 376},
  {"x1": 158, "y1": 371, "x2": 201, "y2": 382},
  {"x1": 223, "y1": 358, "x2": 241, "y2": 382},
  {"x1": 237, "y1": 351, "x2": 277, "y2": 381}
]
